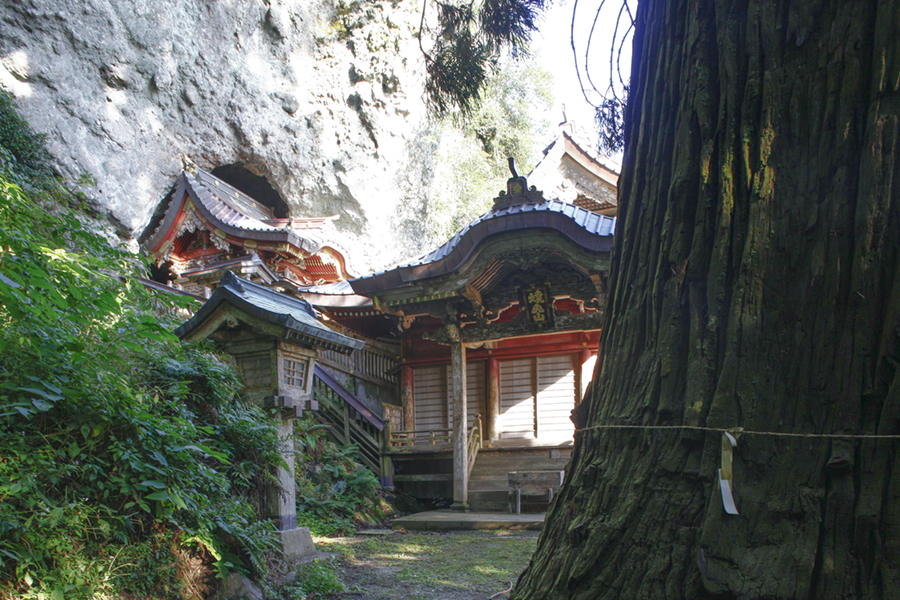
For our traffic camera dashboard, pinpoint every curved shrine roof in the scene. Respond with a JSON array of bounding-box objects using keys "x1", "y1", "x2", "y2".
[
  {"x1": 349, "y1": 198, "x2": 616, "y2": 295},
  {"x1": 176, "y1": 272, "x2": 364, "y2": 353},
  {"x1": 143, "y1": 167, "x2": 335, "y2": 258}
]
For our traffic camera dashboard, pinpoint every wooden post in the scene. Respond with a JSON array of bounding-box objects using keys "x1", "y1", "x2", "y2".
[
  {"x1": 401, "y1": 365, "x2": 414, "y2": 431},
  {"x1": 380, "y1": 420, "x2": 394, "y2": 490},
  {"x1": 450, "y1": 326, "x2": 468, "y2": 510},
  {"x1": 342, "y1": 401, "x2": 351, "y2": 444},
  {"x1": 486, "y1": 357, "x2": 500, "y2": 442}
]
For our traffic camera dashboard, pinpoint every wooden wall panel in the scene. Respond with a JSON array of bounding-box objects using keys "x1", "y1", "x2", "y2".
[
  {"x1": 499, "y1": 358, "x2": 536, "y2": 439},
  {"x1": 466, "y1": 360, "x2": 486, "y2": 431},
  {"x1": 412, "y1": 365, "x2": 448, "y2": 431},
  {"x1": 537, "y1": 354, "x2": 576, "y2": 440}
]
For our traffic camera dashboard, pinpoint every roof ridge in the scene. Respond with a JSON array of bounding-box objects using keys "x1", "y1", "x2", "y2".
[
  {"x1": 193, "y1": 167, "x2": 275, "y2": 221},
  {"x1": 352, "y1": 199, "x2": 616, "y2": 284},
  {"x1": 221, "y1": 272, "x2": 317, "y2": 320}
]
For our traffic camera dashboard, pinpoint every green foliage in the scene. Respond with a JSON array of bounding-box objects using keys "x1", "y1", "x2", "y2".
[
  {"x1": 420, "y1": 0, "x2": 548, "y2": 115},
  {"x1": 293, "y1": 418, "x2": 391, "y2": 537},
  {"x1": 0, "y1": 98, "x2": 282, "y2": 598},
  {"x1": 272, "y1": 560, "x2": 345, "y2": 600},
  {"x1": 595, "y1": 96, "x2": 626, "y2": 155},
  {"x1": 424, "y1": 3, "x2": 493, "y2": 115},
  {"x1": 426, "y1": 58, "x2": 553, "y2": 241},
  {"x1": 104, "y1": 528, "x2": 212, "y2": 599},
  {"x1": 263, "y1": 558, "x2": 344, "y2": 600}
]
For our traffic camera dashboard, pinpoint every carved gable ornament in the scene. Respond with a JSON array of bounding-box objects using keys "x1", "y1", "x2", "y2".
[{"x1": 492, "y1": 158, "x2": 545, "y2": 211}]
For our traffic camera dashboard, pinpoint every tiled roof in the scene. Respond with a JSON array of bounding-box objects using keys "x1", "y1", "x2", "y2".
[
  {"x1": 176, "y1": 272, "x2": 364, "y2": 353},
  {"x1": 182, "y1": 170, "x2": 327, "y2": 253},
  {"x1": 528, "y1": 128, "x2": 619, "y2": 217},
  {"x1": 350, "y1": 199, "x2": 616, "y2": 294},
  {"x1": 296, "y1": 280, "x2": 358, "y2": 295},
  {"x1": 561, "y1": 129, "x2": 621, "y2": 175},
  {"x1": 142, "y1": 167, "x2": 333, "y2": 257},
  {"x1": 292, "y1": 280, "x2": 373, "y2": 309}
]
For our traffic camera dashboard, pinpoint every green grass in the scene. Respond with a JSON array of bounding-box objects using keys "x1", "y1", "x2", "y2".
[{"x1": 317, "y1": 530, "x2": 538, "y2": 599}]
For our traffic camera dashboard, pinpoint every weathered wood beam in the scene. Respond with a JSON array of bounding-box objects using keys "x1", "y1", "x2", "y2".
[
  {"x1": 401, "y1": 365, "x2": 414, "y2": 431},
  {"x1": 393, "y1": 474, "x2": 454, "y2": 482},
  {"x1": 427, "y1": 312, "x2": 605, "y2": 345},
  {"x1": 487, "y1": 357, "x2": 500, "y2": 442},
  {"x1": 449, "y1": 324, "x2": 469, "y2": 511}
]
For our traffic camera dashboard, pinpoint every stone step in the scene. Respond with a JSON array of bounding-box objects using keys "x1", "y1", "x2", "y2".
[
  {"x1": 469, "y1": 475, "x2": 566, "y2": 492},
  {"x1": 391, "y1": 509, "x2": 544, "y2": 531},
  {"x1": 467, "y1": 491, "x2": 509, "y2": 512},
  {"x1": 470, "y1": 468, "x2": 568, "y2": 480},
  {"x1": 470, "y1": 460, "x2": 569, "y2": 474},
  {"x1": 469, "y1": 479, "x2": 511, "y2": 492},
  {"x1": 468, "y1": 450, "x2": 569, "y2": 495},
  {"x1": 467, "y1": 490, "x2": 553, "y2": 513},
  {"x1": 471, "y1": 451, "x2": 568, "y2": 466},
  {"x1": 473, "y1": 452, "x2": 570, "y2": 462},
  {"x1": 477, "y1": 449, "x2": 572, "y2": 460}
]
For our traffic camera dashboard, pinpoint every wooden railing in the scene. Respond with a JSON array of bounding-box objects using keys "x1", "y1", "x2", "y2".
[
  {"x1": 318, "y1": 344, "x2": 399, "y2": 388},
  {"x1": 387, "y1": 415, "x2": 483, "y2": 462},
  {"x1": 389, "y1": 428, "x2": 453, "y2": 450},
  {"x1": 312, "y1": 365, "x2": 384, "y2": 475},
  {"x1": 467, "y1": 414, "x2": 482, "y2": 478}
]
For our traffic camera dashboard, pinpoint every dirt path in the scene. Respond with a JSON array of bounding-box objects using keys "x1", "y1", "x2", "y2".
[{"x1": 316, "y1": 530, "x2": 538, "y2": 600}]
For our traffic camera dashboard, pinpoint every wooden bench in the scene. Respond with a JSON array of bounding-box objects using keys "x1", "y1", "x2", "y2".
[{"x1": 508, "y1": 470, "x2": 564, "y2": 514}]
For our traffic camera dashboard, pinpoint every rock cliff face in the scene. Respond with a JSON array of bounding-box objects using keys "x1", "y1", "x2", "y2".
[{"x1": 0, "y1": 0, "x2": 436, "y2": 272}]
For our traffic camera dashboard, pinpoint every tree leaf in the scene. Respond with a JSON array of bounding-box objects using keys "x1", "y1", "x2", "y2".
[
  {"x1": 0, "y1": 272, "x2": 20, "y2": 289},
  {"x1": 169, "y1": 490, "x2": 188, "y2": 510},
  {"x1": 31, "y1": 399, "x2": 53, "y2": 411},
  {"x1": 67, "y1": 441, "x2": 81, "y2": 458},
  {"x1": 17, "y1": 386, "x2": 63, "y2": 401}
]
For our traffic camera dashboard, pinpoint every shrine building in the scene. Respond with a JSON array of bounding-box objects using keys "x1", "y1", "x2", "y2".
[{"x1": 150, "y1": 126, "x2": 619, "y2": 513}]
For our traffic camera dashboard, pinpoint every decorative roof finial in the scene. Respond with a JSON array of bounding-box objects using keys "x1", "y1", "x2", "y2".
[
  {"x1": 492, "y1": 157, "x2": 545, "y2": 211},
  {"x1": 220, "y1": 270, "x2": 244, "y2": 293},
  {"x1": 179, "y1": 153, "x2": 197, "y2": 174}
]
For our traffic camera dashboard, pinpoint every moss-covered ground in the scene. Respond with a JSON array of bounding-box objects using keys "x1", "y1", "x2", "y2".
[{"x1": 316, "y1": 530, "x2": 538, "y2": 599}]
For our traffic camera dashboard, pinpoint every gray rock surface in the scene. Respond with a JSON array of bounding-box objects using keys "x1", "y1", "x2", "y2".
[
  {"x1": 217, "y1": 573, "x2": 264, "y2": 600},
  {"x1": 0, "y1": 0, "x2": 437, "y2": 272}
]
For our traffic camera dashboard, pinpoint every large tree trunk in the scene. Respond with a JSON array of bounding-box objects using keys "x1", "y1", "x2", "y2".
[{"x1": 513, "y1": 0, "x2": 900, "y2": 598}]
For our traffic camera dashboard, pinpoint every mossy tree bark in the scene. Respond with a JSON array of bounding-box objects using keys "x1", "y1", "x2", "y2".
[{"x1": 513, "y1": 0, "x2": 900, "y2": 598}]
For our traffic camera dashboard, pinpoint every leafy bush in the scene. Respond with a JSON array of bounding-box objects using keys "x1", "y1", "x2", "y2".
[
  {"x1": 270, "y1": 560, "x2": 344, "y2": 600},
  {"x1": 0, "y1": 94, "x2": 283, "y2": 598},
  {"x1": 263, "y1": 558, "x2": 344, "y2": 600},
  {"x1": 294, "y1": 418, "x2": 391, "y2": 537}
]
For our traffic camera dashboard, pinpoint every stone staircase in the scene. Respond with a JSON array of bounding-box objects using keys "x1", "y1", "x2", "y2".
[{"x1": 467, "y1": 446, "x2": 572, "y2": 512}]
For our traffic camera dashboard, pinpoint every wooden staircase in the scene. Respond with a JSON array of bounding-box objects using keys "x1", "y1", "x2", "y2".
[
  {"x1": 312, "y1": 365, "x2": 386, "y2": 477},
  {"x1": 467, "y1": 447, "x2": 572, "y2": 512}
]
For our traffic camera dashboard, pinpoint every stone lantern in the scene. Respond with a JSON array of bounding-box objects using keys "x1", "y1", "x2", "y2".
[{"x1": 176, "y1": 271, "x2": 363, "y2": 556}]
